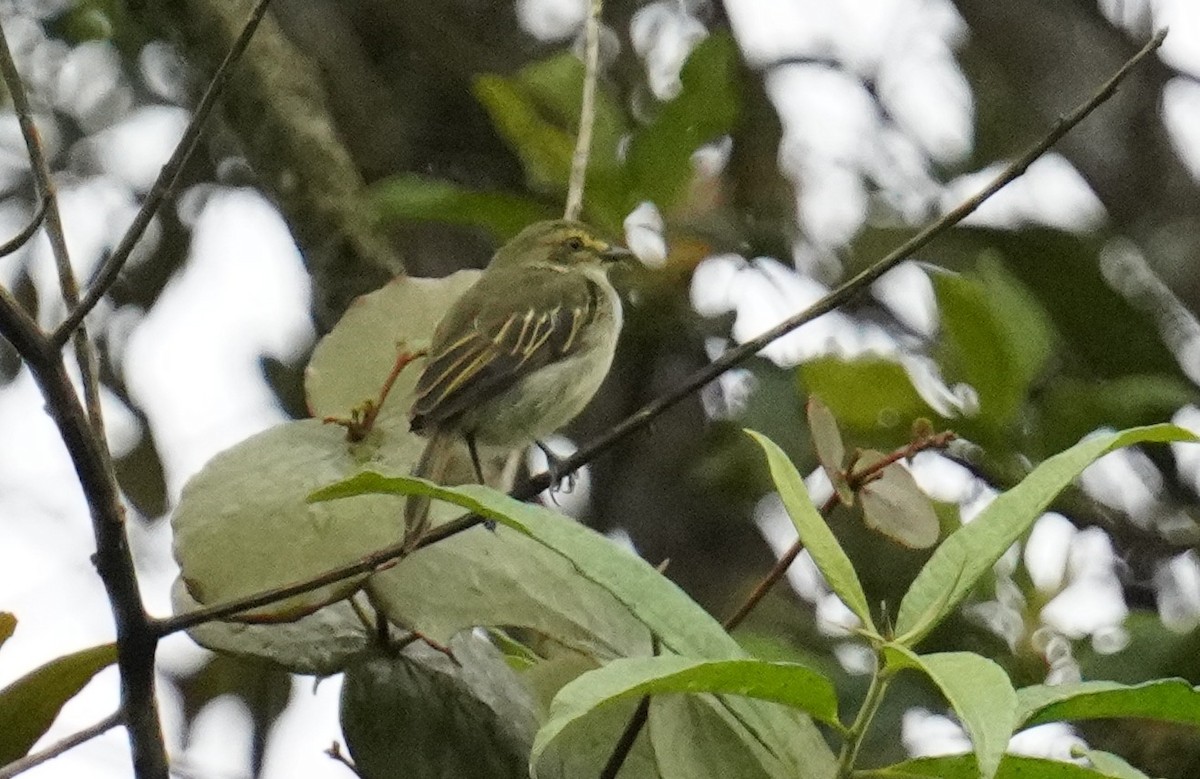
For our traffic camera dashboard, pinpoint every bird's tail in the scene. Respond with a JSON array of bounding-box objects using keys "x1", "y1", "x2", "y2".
[{"x1": 403, "y1": 428, "x2": 455, "y2": 550}]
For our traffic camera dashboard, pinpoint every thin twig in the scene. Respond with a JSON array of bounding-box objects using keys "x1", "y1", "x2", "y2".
[
  {"x1": 564, "y1": 0, "x2": 603, "y2": 221},
  {"x1": 153, "y1": 28, "x2": 1167, "y2": 636},
  {"x1": 599, "y1": 696, "x2": 650, "y2": 779},
  {"x1": 835, "y1": 658, "x2": 890, "y2": 778},
  {"x1": 722, "y1": 493, "x2": 837, "y2": 633},
  {"x1": 0, "y1": 710, "x2": 123, "y2": 779},
  {"x1": 0, "y1": 193, "x2": 48, "y2": 258},
  {"x1": 324, "y1": 742, "x2": 363, "y2": 777},
  {"x1": 0, "y1": 20, "x2": 168, "y2": 779},
  {"x1": 0, "y1": 18, "x2": 107, "y2": 434},
  {"x1": 51, "y1": 0, "x2": 276, "y2": 348}
]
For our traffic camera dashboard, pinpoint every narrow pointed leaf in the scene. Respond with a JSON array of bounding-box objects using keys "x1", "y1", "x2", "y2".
[
  {"x1": 1080, "y1": 750, "x2": 1152, "y2": 779},
  {"x1": 0, "y1": 613, "x2": 14, "y2": 651},
  {"x1": 895, "y1": 425, "x2": 1197, "y2": 644},
  {"x1": 532, "y1": 656, "x2": 839, "y2": 765},
  {"x1": 1017, "y1": 678, "x2": 1200, "y2": 730},
  {"x1": 0, "y1": 643, "x2": 117, "y2": 764},
  {"x1": 745, "y1": 430, "x2": 875, "y2": 633},
  {"x1": 858, "y1": 754, "x2": 1150, "y2": 779},
  {"x1": 884, "y1": 646, "x2": 1016, "y2": 779}
]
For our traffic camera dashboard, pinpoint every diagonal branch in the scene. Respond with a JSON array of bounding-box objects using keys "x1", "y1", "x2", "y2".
[
  {"x1": 0, "y1": 193, "x2": 48, "y2": 258},
  {"x1": 154, "y1": 29, "x2": 1168, "y2": 636},
  {"x1": 51, "y1": 0, "x2": 276, "y2": 349},
  {"x1": 0, "y1": 710, "x2": 123, "y2": 779},
  {"x1": 0, "y1": 17, "x2": 107, "y2": 435}
]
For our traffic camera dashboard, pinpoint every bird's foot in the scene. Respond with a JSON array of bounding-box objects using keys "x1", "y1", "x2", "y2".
[{"x1": 535, "y1": 440, "x2": 576, "y2": 500}]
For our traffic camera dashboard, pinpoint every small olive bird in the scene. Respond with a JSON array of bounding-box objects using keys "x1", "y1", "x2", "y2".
[{"x1": 404, "y1": 219, "x2": 631, "y2": 545}]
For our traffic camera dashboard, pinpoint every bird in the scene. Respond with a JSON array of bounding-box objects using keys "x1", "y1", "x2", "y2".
[{"x1": 404, "y1": 219, "x2": 631, "y2": 547}]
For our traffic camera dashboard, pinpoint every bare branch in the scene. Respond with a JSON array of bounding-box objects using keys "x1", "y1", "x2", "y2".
[
  {"x1": 0, "y1": 17, "x2": 107, "y2": 436},
  {"x1": 0, "y1": 711, "x2": 123, "y2": 779},
  {"x1": 155, "y1": 28, "x2": 1168, "y2": 637},
  {"x1": 51, "y1": 0, "x2": 276, "y2": 348},
  {"x1": 564, "y1": 0, "x2": 603, "y2": 221},
  {"x1": 0, "y1": 194, "x2": 47, "y2": 259}
]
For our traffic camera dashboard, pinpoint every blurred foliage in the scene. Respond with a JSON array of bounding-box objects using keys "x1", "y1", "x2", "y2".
[{"x1": 4, "y1": 0, "x2": 1200, "y2": 777}]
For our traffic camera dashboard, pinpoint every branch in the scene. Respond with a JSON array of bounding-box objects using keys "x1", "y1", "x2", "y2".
[
  {"x1": 0, "y1": 16, "x2": 106, "y2": 436},
  {"x1": 0, "y1": 193, "x2": 47, "y2": 258},
  {"x1": 51, "y1": 0, "x2": 275, "y2": 348},
  {"x1": 155, "y1": 27, "x2": 1168, "y2": 635},
  {"x1": 564, "y1": 0, "x2": 603, "y2": 221},
  {"x1": 0, "y1": 711, "x2": 123, "y2": 779}
]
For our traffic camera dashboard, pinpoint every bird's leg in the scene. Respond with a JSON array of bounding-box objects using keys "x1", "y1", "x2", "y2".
[
  {"x1": 536, "y1": 439, "x2": 576, "y2": 497},
  {"x1": 465, "y1": 431, "x2": 496, "y2": 531},
  {"x1": 465, "y1": 431, "x2": 486, "y2": 485}
]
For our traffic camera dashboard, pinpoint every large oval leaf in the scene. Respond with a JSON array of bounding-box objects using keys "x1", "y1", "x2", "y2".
[
  {"x1": 305, "y1": 270, "x2": 481, "y2": 423},
  {"x1": 310, "y1": 474, "x2": 837, "y2": 777},
  {"x1": 341, "y1": 636, "x2": 538, "y2": 779},
  {"x1": 170, "y1": 579, "x2": 369, "y2": 676},
  {"x1": 172, "y1": 419, "x2": 415, "y2": 620},
  {"x1": 367, "y1": 519, "x2": 651, "y2": 659}
]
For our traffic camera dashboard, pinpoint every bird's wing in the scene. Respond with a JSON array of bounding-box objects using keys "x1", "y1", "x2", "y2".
[{"x1": 410, "y1": 267, "x2": 603, "y2": 432}]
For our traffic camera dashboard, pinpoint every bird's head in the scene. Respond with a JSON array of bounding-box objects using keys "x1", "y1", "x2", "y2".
[{"x1": 491, "y1": 219, "x2": 633, "y2": 271}]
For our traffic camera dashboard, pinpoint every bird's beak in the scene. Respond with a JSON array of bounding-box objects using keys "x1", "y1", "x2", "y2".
[{"x1": 600, "y1": 245, "x2": 635, "y2": 263}]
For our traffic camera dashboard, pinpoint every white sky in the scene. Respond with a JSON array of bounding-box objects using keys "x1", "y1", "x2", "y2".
[{"x1": 2, "y1": 0, "x2": 1200, "y2": 776}]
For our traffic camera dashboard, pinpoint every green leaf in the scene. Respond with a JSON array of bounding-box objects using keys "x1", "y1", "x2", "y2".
[
  {"x1": 858, "y1": 754, "x2": 1149, "y2": 779},
  {"x1": 1079, "y1": 750, "x2": 1153, "y2": 779},
  {"x1": 514, "y1": 53, "x2": 626, "y2": 175},
  {"x1": 806, "y1": 396, "x2": 852, "y2": 505},
  {"x1": 931, "y1": 264, "x2": 1052, "y2": 432},
  {"x1": 172, "y1": 419, "x2": 414, "y2": 622},
  {"x1": 648, "y1": 695, "x2": 787, "y2": 779},
  {"x1": 170, "y1": 579, "x2": 369, "y2": 676},
  {"x1": 341, "y1": 636, "x2": 539, "y2": 779},
  {"x1": 0, "y1": 643, "x2": 117, "y2": 764},
  {"x1": 894, "y1": 424, "x2": 1198, "y2": 645},
  {"x1": 884, "y1": 646, "x2": 1017, "y2": 779},
  {"x1": 800, "y1": 357, "x2": 936, "y2": 433},
  {"x1": 858, "y1": 454, "x2": 940, "y2": 549},
  {"x1": 366, "y1": 519, "x2": 653, "y2": 660},
  {"x1": 0, "y1": 613, "x2": 14, "y2": 651},
  {"x1": 305, "y1": 270, "x2": 482, "y2": 423},
  {"x1": 473, "y1": 74, "x2": 576, "y2": 195},
  {"x1": 310, "y1": 474, "x2": 837, "y2": 776},
  {"x1": 1038, "y1": 375, "x2": 1197, "y2": 456},
  {"x1": 1016, "y1": 678, "x2": 1200, "y2": 731},
  {"x1": 532, "y1": 656, "x2": 839, "y2": 765},
  {"x1": 627, "y1": 33, "x2": 739, "y2": 210},
  {"x1": 368, "y1": 173, "x2": 556, "y2": 240},
  {"x1": 744, "y1": 430, "x2": 875, "y2": 633}
]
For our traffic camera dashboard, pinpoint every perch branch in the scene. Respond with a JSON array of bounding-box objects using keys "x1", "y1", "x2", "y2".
[
  {"x1": 51, "y1": 0, "x2": 276, "y2": 348},
  {"x1": 155, "y1": 28, "x2": 1167, "y2": 635}
]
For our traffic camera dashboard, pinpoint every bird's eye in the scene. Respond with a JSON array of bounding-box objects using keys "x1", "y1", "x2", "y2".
[{"x1": 566, "y1": 237, "x2": 585, "y2": 252}]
